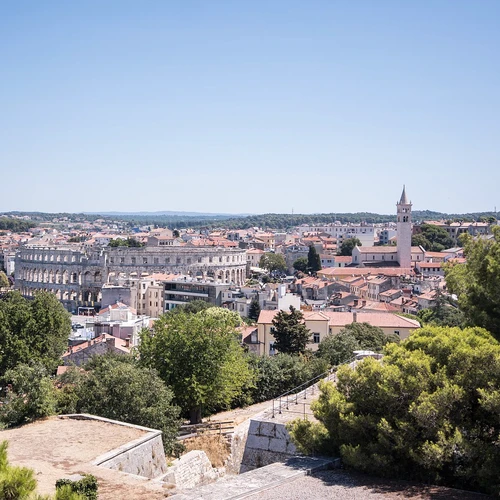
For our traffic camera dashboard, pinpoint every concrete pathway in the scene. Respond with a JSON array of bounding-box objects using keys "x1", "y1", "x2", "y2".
[{"x1": 169, "y1": 456, "x2": 334, "y2": 500}]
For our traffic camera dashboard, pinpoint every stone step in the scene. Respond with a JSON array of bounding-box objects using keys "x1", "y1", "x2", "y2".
[{"x1": 169, "y1": 456, "x2": 336, "y2": 500}]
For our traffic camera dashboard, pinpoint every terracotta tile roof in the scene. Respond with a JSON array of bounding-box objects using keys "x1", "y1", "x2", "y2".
[
  {"x1": 356, "y1": 247, "x2": 398, "y2": 253},
  {"x1": 424, "y1": 251, "x2": 445, "y2": 258},
  {"x1": 258, "y1": 310, "x2": 420, "y2": 328},
  {"x1": 62, "y1": 334, "x2": 130, "y2": 358},
  {"x1": 318, "y1": 267, "x2": 414, "y2": 278},
  {"x1": 334, "y1": 256, "x2": 353, "y2": 263}
]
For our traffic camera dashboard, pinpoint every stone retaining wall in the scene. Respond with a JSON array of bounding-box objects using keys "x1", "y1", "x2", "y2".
[
  {"x1": 63, "y1": 414, "x2": 168, "y2": 479},
  {"x1": 239, "y1": 418, "x2": 297, "y2": 472}
]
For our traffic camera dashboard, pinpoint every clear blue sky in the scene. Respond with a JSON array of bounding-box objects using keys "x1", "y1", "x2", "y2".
[{"x1": 1, "y1": 1, "x2": 499, "y2": 215}]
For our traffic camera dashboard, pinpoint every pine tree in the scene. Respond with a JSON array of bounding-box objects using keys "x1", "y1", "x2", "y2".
[
  {"x1": 248, "y1": 296, "x2": 261, "y2": 322},
  {"x1": 271, "y1": 306, "x2": 312, "y2": 355},
  {"x1": 307, "y1": 245, "x2": 322, "y2": 274}
]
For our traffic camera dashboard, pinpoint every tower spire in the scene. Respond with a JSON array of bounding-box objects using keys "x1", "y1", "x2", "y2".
[{"x1": 399, "y1": 185, "x2": 409, "y2": 205}]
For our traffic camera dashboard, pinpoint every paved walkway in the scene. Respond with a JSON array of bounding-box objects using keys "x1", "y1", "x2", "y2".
[
  {"x1": 169, "y1": 456, "x2": 334, "y2": 500},
  {"x1": 205, "y1": 370, "x2": 339, "y2": 428}
]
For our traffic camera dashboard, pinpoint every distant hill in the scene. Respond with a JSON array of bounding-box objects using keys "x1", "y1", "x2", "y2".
[
  {"x1": 2, "y1": 210, "x2": 497, "y2": 231},
  {"x1": 85, "y1": 211, "x2": 252, "y2": 217}
]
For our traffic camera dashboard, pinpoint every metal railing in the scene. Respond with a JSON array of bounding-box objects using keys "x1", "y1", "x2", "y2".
[
  {"x1": 268, "y1": 357, "x2": 357, "y2": 420},
  {"x1": 178, "y1": 420, "x2": 235, "y2": 441}
]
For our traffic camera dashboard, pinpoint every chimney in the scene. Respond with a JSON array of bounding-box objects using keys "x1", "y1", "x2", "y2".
[
  {"x1": 125, "y1": 336, "x2": 131, "y2": 348},
  {"x1": 106, "y1": 336, "x2": 116, "y2": 348},
  {"x1": 353, "y1": 311, "x2": 358, "y2": 323}
]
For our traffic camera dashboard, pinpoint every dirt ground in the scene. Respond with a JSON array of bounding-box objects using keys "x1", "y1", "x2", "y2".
[{"x1": 1, "y1": 416, "x2": 170, "y2": 499}]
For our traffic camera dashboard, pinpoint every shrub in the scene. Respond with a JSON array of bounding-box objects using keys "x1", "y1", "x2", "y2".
[{"x1": 55, "y1": 475, "x2": 98, "y2": 500}]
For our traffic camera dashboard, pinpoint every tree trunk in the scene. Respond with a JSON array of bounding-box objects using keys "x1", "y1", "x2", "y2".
[{"x1": 189, "y1": 406, "x2": 202, "y2": 424}]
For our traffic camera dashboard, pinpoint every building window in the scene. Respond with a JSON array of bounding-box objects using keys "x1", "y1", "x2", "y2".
[
  {"x1": 143, "y1": 258, "x2": 148, "y2": 264},
  {"x1": 313, "y1": 333, "x2": 320, "y2": 343},
  {"x1": 120, "y1": 257, "x2": 125, "y2": 263},
  {"x1": 131, "y1": 257, "x2": 136, "y2": 264},
  {"x1": 154, "y1": 257, "x2": 159, "y2": 264},
  {"x1": 394, "y1": 330, "x2": 400, "y2": 336},
  {"x1": 165, "y1": 257, "x2": 170, "y2": 263}
]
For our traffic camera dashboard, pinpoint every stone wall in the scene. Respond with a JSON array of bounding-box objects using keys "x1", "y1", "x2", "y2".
[
  {"x1": 15, "y1": 244, "x2": 247, "y2": 310},
  {"x1": 161, "y1": 451, "x2": 220, "y2": 489},
  {"x1": 64, "y1": 414, "x2": 168, "y2": 479},
  {"x1": 95, "y1": 433, "x2": 167, "y2": 479},
  {"x1": 238, "y1": 418, "x2": 297, "y2": 472}
]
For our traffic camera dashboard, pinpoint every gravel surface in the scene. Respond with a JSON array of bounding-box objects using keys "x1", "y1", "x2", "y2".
[{"x1": 249, "y1": 469, "x2": 490, "y2": 499}]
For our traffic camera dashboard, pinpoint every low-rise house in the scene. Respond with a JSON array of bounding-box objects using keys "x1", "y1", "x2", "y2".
[
  {"x1": 256, "y1": 309, "x2": 420, "y2": 355},
  {"x1": 62, "y1": 333, "x2": 131, "y2": 366},
  {"x1": 416, "y1": 261, "x2": 444, "y2": 277},
  {"x1": 94, "y1": 302, "x2": 150, "y2": 346},
  {"x1": 417, "y1": 290, "x2": 438, "y2": 309}
]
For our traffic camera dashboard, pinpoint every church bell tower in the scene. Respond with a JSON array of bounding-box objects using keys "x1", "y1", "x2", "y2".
[{"x1": 396, "y1": 185, "x2": 412, "y2": 268}]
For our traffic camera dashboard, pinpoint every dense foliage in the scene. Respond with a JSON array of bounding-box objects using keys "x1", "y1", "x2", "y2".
[
  {"x1": 247, "y1": 354, "x2": 328, "y2": 403},
  {"x1": 55, "y1": 475, "x2": 97, "y2": 500},
  {"x1": 317, "y1": 322, "x2": 400, "y2": 366},
  {"x1": 292, "y1": 257, "x2": 308, "y2": 273},
  {"x1": 338, "y1": 237, "x2": 361, "y2": 256},
  {"x1": 0, "y1": 364, "x2": 56, "y2": 428},
  {"x1": 288, "y1": 326, "x2": 500, "y2": 495},
  {"x1": 271, "y1": 307, "x2": 312, "y2": 355},
  {"x1": 138, "y1": 308, "x2": 253, "y2": 423},
  {"x1": 0, "y1": 291, "x2": 71, "y2": 376},
  {"x1": 445, "y1": 226, "x2": 500, "y2": 339},
  {"x1": 416, "y1": 291, "x2": 465, "y2": 328},
  {"x1": 0, "y1": 217, "x2": 35, "y2": 233},
  {"x1": 108, "y1": 237, "x2": 144, "y2": 247},
  {"x1": 259, "y1": 253, "x2": 287, "y2": 273},
  {"x1": 56, "y1": 356, "x2": 182, "y2": 455},
  {"x1": 0, "y1": 272, "x2": 9, "y2": 289},
  {"x1": 411, "y1": 223, "x2": 454, "y2": 251}
]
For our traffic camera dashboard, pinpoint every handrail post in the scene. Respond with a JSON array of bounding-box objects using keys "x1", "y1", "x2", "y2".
[
  {"x1": 272, "y1": 399, "x2": 275, "y2": 418},
  {"x1": 279, "y1": 395, "x2": 282, "y2": 414}
]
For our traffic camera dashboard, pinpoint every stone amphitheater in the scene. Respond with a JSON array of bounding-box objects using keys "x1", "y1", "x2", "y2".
[{"x1": 15, "y1": 243, "x2": 247, "y2": 311}]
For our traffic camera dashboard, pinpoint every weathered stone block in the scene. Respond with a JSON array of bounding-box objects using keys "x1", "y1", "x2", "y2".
[
  {"x1": 246, "y1": 434, "x2": 270, "y2": 451},
  {"x1": 268, "y1": 437, "x2": 287, "y2": 453},
  {"x1": 258, "y1": 421, "x2": 276, "y2": 437}
]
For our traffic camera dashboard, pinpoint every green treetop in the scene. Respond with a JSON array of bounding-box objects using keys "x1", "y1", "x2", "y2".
[
  {"x1": 138, "y1": 308, "x2": 253, "y2": 423},
  {"x1": 259, "y1": 253, "x2": 287, "y2": 274},
  {"x1": 445, "y1": 226, "x2": 500, "y2": 339},
  {"x1": 292, "y1": 257, "x2": 308, "y2": 273},
  {"x1": 307, "y1": 245, "x2": 322, "y2": 274},
  {"x1": 338, "y1": 237, "x2": 361, "y2": 256},
  {"x1": 271, "y1": 306, "x2": 312, "y2": 355},
  {"x1": 289, "y1": 325, "x2": 500, "y2": 496},
  {"x1": 0, "y1": 291, "x2": 71, "y2": 376}
]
